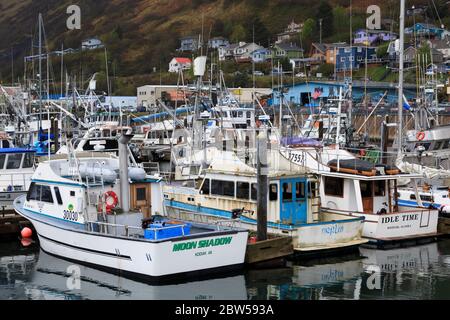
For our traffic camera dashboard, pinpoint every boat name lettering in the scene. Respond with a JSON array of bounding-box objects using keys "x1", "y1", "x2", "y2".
[
  {"x1": 322, "y1": 224, "x2": 344, "y2": 235},
  {"x1": 381, "y1": 214, "x2": 418, "y2": 224},
  {"x1": 172, "y1": 237, "x2": 233, "y2": 252}
]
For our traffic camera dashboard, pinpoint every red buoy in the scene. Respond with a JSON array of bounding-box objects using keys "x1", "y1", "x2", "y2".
[{"x1": 21, "y1": 227, "x2": 33, "y2": 239}]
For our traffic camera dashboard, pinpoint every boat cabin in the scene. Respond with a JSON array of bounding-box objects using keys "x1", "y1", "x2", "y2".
[
  {"x1": 0, "y1": 148, "x2": 36, "y2": 192},
  {"x1": 165, "y1": 169, "x2": 320, "y2": 227},
  {"x1": 74, "y1": 125, "x2": 132, "y2": 153}
]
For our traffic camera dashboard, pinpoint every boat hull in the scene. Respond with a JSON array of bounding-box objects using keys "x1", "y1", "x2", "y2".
[
  {"x1": 165, "y1": 200, "x2": 367, "y2": 253},
  {"x1": 14, "y1": 197, "x2": 248, "y2": 279},
  {"x1": 322, "y1": 208, "x2": 439, "y2": 245}
]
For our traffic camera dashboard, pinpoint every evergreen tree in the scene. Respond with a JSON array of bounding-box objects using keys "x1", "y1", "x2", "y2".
[{"x1": 316, "y1": 0, "x2": 334, "y2": 37}]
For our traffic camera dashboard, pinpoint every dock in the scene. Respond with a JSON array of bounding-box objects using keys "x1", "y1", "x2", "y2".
[
  {"x1": 245, "y1": 235, "x2": 294, "y2": 266},
  {"x1": 0, "y1": 211, "x2": 32, "y2": 239}
]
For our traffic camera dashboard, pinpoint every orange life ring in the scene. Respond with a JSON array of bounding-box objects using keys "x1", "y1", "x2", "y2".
[
  {"x1": 103, "y1": 191, "x2": 119, "y2": 213},
  {"x1": 416, "y1": 131, "x2": 426, "y2": 141}
]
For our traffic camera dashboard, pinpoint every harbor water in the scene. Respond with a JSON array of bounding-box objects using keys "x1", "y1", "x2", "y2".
[{"x1": 2, "y1": 239, "x2": 450, "y2": 300}]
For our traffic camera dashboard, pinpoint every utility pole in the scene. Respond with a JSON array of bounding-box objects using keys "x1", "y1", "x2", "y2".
[
  {"x1": 397, "y1": 0, "x2": 405, "y2": 157},
  {"x1": 256, "y1": 123, "x2": 268, "y2": 242},
  {"x1": 319, "y1": 19, "x2": 323, "y2": 44}
]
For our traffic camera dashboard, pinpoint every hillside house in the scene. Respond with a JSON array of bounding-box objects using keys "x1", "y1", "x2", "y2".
[
  {"x1": 335, "y1": 45, "x2": 378, "y2": 72},
  {"x1": 272, "y1": 43, "x2": 304, "y2": 59},
  {"x1": 429, "y1": 36, "x2": 450, "y2": 59},
  {"x1": 178, "y1": 36, "x2": 201, "y2": 52},
  {"x1": 208, "y1": 37, "x2": 230, "y2": 49},
  {"x1": 353, "y1": 29, "x2": 397, "y2": 46},
  {"x1": 276, "y1": 20, "x2": 303, "y2": 44},
  {"x1": 324, "y1": 42, "x2": 347, "y2": 64},
  {"x1": 219, "y1": 43, "x2": 241, "y2": 61},
  {"x1": 405, "y1": 23, "x2": 446, "y2": 39},
  {"x1": 82, "y1": 38, "x2": 103, "y2": 50},
  {"x1": 168, "y1": 57, "x2": 192, "y2": 73},
  {"x1": 251, "y1": 48, "x2": 271, "y2": 63},
  {"x1": 234, "y1": 43, "x2": 264, "y2": 62}
]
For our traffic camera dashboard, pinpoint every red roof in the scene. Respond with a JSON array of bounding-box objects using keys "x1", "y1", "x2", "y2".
[{"x1": 174, "y1": 57, "x2": 192, "y2": 64}]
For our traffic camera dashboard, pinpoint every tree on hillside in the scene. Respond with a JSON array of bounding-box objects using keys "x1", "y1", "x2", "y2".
[
  {"x1": 316, "y1": 0, "x2": 334, "y2": 37},
  {"x1": 230, "y1": 24, "x2": 247, "y2": 43},
  {"x1": 244, "y1": 17, "x2": 271, "y2": 46},
  {"x1": 301, "y1": 18, "x2": 315, "y2": 51}
]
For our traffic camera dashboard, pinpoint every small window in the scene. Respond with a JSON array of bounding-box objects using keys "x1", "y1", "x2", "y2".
[
  {"x1": 54, "y1": 187, "x2": 63, "y2": 205},
  {"x1": 0, "y1": 154, "x2": 6, "y2": 170},
  {"x1": 236, "y1": 182, "x2": 250, "y2": 200},
  {"x1": 40, "y1": 185, "x2": 53, "y2": 203},
  {"x1": 410, "y1": 194, "x2": 416, "y2": 200},
  {"x1": 374, "y1": 181, "x2": 386, "y2": 197},
  {"x1": 282, "y1": 183, "x2": 293, "y2": 202},
  {"x1": 324, "y1": 177, "x2": 344, "y2": 197},
  {"x1": 296, "y1": 182, "x2": 306, "y2": 200},
  {"x1": 201, "y1": 179, "x2": 210, "y2": 195},
  {"x1": 70, "y1": 191, "x2": 76, "y2": 197},
  {"x1": 6, "y1": 153, "x2": 22, "y2": 169},
  {"x1": 27, "y1": 183, "x2": 40, "y2": 201},
  {"x1": 23, "y1": 153, "x2": 34, "y2": 168},
  {"x1": 420, "y1": 195, "x2": 433, "y2": 202},
  {"x1": 136, "y1": 188, "x2": 147, "y2": 201},
  {"x1": 251, "y1": 183, "x2": 258, "y2": 201},
  {"x1": 211, "y1": 180, "x2": 235, "y2": 197},
  {"x1": 360, "y1": 181, "x2": 373, "y2": 198},
  {"x1": 269, "y1": 184, "x2": 278, "y2": 201}
]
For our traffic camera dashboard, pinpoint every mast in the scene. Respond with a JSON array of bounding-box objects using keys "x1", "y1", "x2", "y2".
[
  {"x1": 38, "y1": 13, "x2": 43, "y2": 131},
  {"x1": 397, "y1": 0, "x2": 405, "y2": 157}
]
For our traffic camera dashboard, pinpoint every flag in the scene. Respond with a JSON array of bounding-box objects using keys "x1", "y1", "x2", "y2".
[
  {"x1": 402, "y1": 94, "x2": 411, "y2": 111},
  {"x1": 312, "y1": 88, "x2": 322, "y2": 100}
]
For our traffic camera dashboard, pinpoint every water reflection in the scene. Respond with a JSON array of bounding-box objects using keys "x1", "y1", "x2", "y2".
[{"x1": 1, "y1": 240, "x2": 450, "y2": 300}]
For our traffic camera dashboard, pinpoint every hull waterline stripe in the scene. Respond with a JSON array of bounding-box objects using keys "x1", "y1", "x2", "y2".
[{"x1": 38, "y1": 233, "x2": 132, "y2": 261}]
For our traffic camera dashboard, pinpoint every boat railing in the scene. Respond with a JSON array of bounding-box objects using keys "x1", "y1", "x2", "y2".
[
  {"x1": 85, "y1": 219, "x2": 233, "y2": 240},
  {"x1": 0, "y1": 172, "x2": 31, "y2": 191}
]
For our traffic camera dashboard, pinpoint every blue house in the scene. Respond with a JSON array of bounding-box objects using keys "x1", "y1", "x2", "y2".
[
  {"x1": 335, "y1": 46, "x2": 378, "y2": 72},
  {"x1": 251, "y1": 48, "x2": 271, "y2": 63},
  {"x1": 405, "y1": 23, "x2": 446, "y2": 39},
  {"x1": 272, "y1": 80, "x2": 417, "y2": 108}
]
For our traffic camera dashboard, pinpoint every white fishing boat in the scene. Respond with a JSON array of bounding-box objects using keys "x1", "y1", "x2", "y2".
[
  {"x1": 164, "y1": 150, "x2": 367, "y2": 254},
  {"x1": 0, "y1": 148, "x2": 36, "y2": 209},
  {"x1": 318, "y1": 159, "x2": 439, "y2": 246},
  {"x1": 397, "y1": 184, "x2": 450, "y2": 213},
  {"x1": 14, "y1": 134, "x2": 248, "y2": 280}
]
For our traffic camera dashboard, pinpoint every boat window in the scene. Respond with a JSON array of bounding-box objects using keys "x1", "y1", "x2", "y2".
[
  {"x1": 200, "y1": 179, "x2": 210, "y2": 195},
  {"x1": 410, "y1": 194, "x2": 416, "y2": 200},
  {"x1": 0, "y1": 154, "x2": 5, "y2": 170},
  {"x1": 251, "y1": 183, "x2": 258, "y2": 201},
  {"x1": 54, "y1": 187, "x2": 63, "y2": 205},
  {"x1": 296, "y1": 182, "x2": 306, "y2": 200},
  {"x1": 434, "y1": 141, "x2": 443, "y2": 150},
  {"x1": 309, "y1": 181, "x2": 318, "y2": 198},
  {"x1": 282, "y1": 183, "x2": 293, "y2": 202},
  {"x1": 6, "y1": 153, "x2": 22, "y2": 169},
  {"x1": 420, "y1": 195, "x2": 433, "y2": 202},
  {"x1": 324, "y1": 177, "x2": 344, "y2": 197},
  {"x1": 269, "y1": 184, "x2": 278, "y2": 201},
  {"x1": 70, "y1": 191, "x2": 76, "y2": 197},
  {"x1": 211, "y1": 180, "x2": 235, "y2": 197},
  {"x1": 374, "y1": 181, "x2": 386, "y2": 197},
  {"x1": 22, "y1": 153, "x2": 34, "y2": 168},
  {"x1": 27, "y1": 183, "x2": 40, "y2": 201},
  {"x1": 40, "y1": 185, "x2": 54, "y2": 203},
  {"x1": 236, "y1": 182, "x2": 250, "y2": 200},
  {"x1": 360, "y1": 181, "x2": 373, "y2": 198},
  {"x1": 136, "y1": 188, "x2": 147, "y2": 201},
  {"x1": 442, "y1": 140, "x2": 449, "y2": 150}
]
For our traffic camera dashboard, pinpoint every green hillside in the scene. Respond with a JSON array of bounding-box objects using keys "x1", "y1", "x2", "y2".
[{"x1": 0, "y1": 0, "x2": 447, "y2": 94}]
